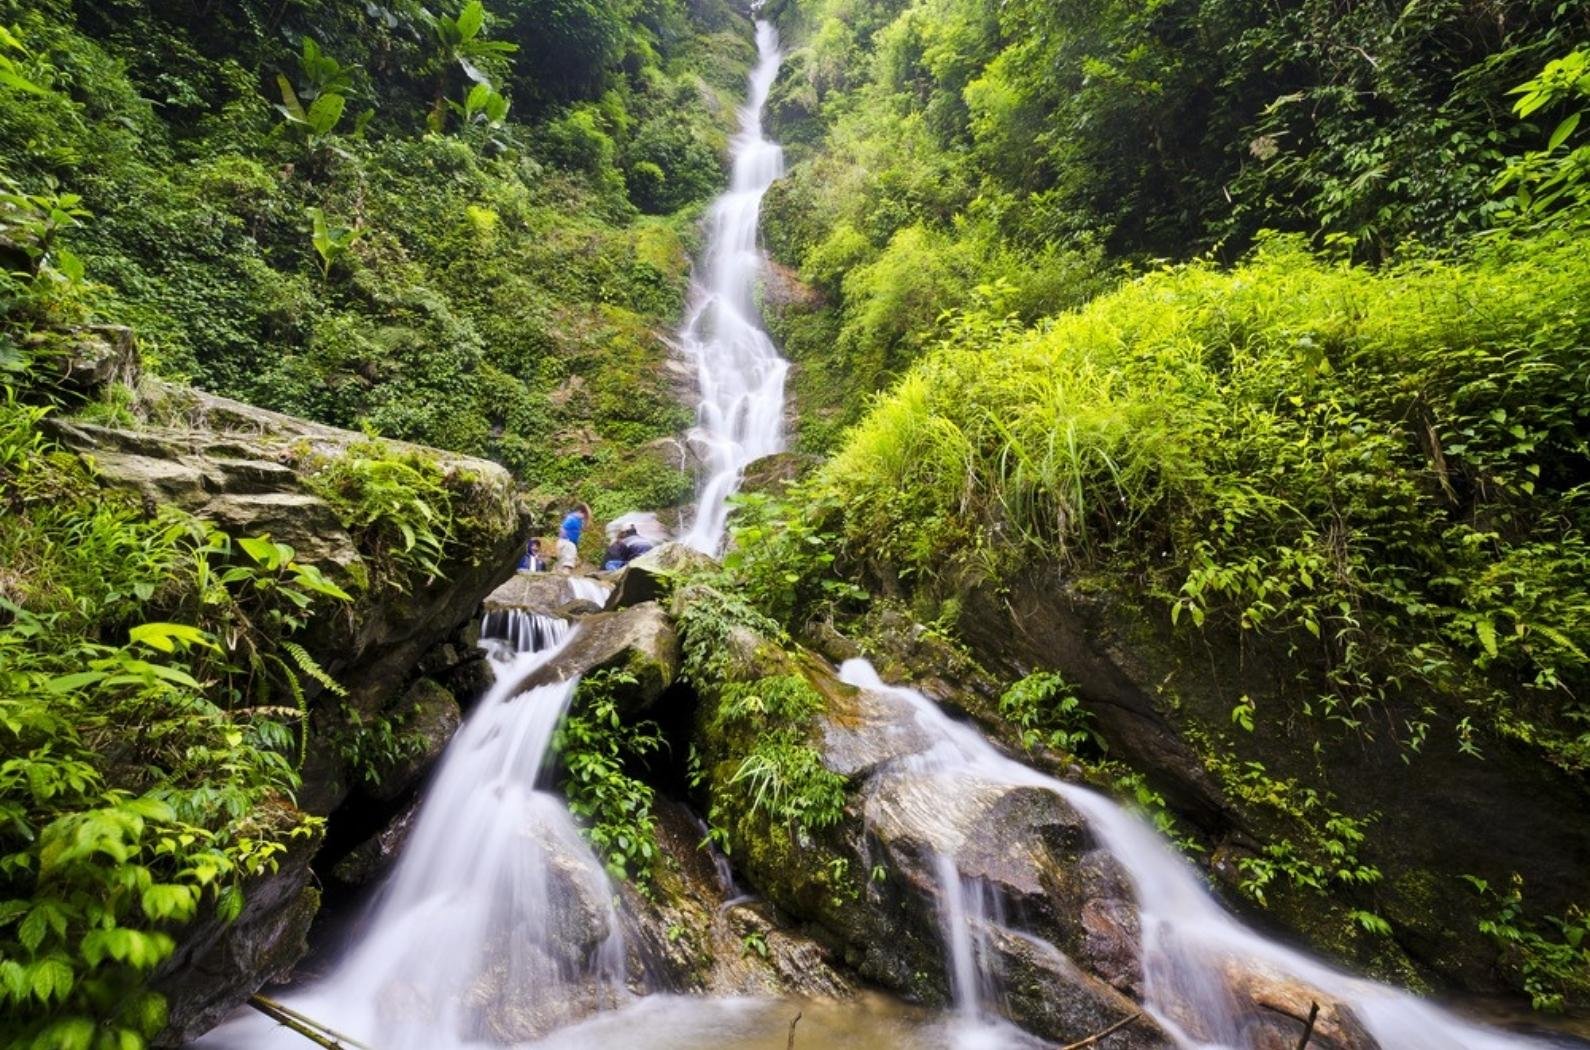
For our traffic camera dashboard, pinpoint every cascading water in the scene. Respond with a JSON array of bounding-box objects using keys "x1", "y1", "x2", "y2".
[
  {"x1": 201, "y1": 619, "x2": 625, "y2": 1050},
  {"x1": 838, "y1": 659, "x2": 1563, "y2": 1050},
  {"x1": 479, "y1": 609, "x2": 570, "y2": 655},
  {"x1": 681, "y1": 20, "x2": 789, "y2": 554}
]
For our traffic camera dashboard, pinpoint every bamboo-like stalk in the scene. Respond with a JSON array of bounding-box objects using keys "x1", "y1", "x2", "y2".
[{"x1": 248, "y1": 994, "x2": 372, "y2": 1050}]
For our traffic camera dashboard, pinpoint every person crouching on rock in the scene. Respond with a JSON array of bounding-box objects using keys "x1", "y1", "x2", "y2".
[
  {"x1": 556, "y1": 503, "x2": 590, "y2": 573},
  {"x1": 518, "y1": 536, "x2": 546, "y2": 572},
  {"x1": 603, "y1": 525, "x2": 655, "y2": 571}
]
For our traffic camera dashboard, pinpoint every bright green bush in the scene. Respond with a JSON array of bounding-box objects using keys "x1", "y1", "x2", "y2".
[
  {"x1": 819, "y1": 231, "x2": 1590, "y2": 770},
  {"x1": 0, "y1": 395, "x2": 350, "y2": 1050}
]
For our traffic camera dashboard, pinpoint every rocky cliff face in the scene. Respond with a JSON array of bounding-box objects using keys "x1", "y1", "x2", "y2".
[
  {"x1": 43, "y1": 359, "x2": 532, "y2": 1044},
  {"x1": 941, "y1": 569, "x2": 1590, "y2": 997}
]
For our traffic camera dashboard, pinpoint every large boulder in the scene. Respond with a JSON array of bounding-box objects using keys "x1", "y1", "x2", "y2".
[
  {"x1": 688, "y1": 609, "x2": 1385, "y2": 1048},
  {"x1": 47, "y1": 382, "x2": 532, "y2": 1045},
  {"x1": 619, "y1": 799, "x2": 856, "y2": 999},
  {"x1": 604, "y1": 542, "x2": 716, "y2": 611},
  {"x1": 331, "y1": 796, "x2": 423, "y2": 888},
  {"x1": 359, "y1": 677, "x2": 462, "y2": 804},
  {"x1": 952, "y1": 569, "x2": 1590, "y2": 995},
  {"x1": 507, "y1": 602, "x2": 680, "y2": 715}
]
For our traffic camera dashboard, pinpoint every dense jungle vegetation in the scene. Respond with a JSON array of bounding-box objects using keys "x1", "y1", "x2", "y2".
[
  {"x1": 3, "y1": 0, "x2": 1590, "y2": 1043},
  {"x1": 2, "y1": 0, "x2": 757, "y2": 517},
  {"x1": 1, "y1": 1, "x2": 751, "y2": 1045},
  {"x1": 736, "y1": 0, "x2": 1590, "y2": 1014}
]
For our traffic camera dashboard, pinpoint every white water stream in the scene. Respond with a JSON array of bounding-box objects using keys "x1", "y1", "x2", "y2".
[
  {"x1": 837, "y1": 659, "x2": 1563, "y2": 1050},
  {"x1": 681, "y1": 20, "x2": 789, "y2": 554},
  {"x1": 201, "y1": 617, "x2": 628, "y2": 1050}
]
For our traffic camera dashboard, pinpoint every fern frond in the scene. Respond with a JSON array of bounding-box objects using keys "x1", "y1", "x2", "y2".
[{"x1": 280, "y1": 639, "x2": 347, "y2": 697}]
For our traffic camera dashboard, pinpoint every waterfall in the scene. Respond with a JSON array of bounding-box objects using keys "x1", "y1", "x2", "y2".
[
  {"x1": 201, "y1": 623, "x2": 625, "y2": 1049},
  {"x1": 681, "y1": 20, "x2": 790, "y2": 554},
  {"x1": 837, "y1": 659, "x2": 1561, "y2": 1050},
  {"x1": 480, "y1": 609, "x2": 570, "y2": 654}
]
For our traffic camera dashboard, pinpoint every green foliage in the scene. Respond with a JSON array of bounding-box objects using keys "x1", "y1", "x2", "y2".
[
  {"x1": 756, "y1": 0, "x2": 1579, "y2": 441},
  {"x1": 0, "y1": 395, "x2": 348, "y2": 1048},
  {"x1": 556, "y1": 669, "x2": 664, "y2": 884},
  {"x1": 424, "y1": 1, "x2": 518, "y2": 133},
  {"x1": 998, "y1": 670, "x2": 1099, "y2": 756},
  {"x1": 297, "y1": 439, "x2": 457, "y2": 591},
  {"x1": 1466, "y1": 873, "x2": 1590, "y2": 1011},
  {"x1": 720, "y1": 490, "x2": 866, "y2": 628},
  {"x1": 0, "y1": 0, "x2": 751, "y2": 520},
  {"x1": 677, "y1": 588, "x2": 847, "y2": 843},
  {"x1": 304, "y1": 207, "x2": 360, "y2": 281},
  {"x1": 1494, "y1": 50, "x2": 1590, "y2": 225},
  {"x1": 817, "y1": 233, "x2": 1590, "y2": 771},
  {"x1": 727, "y1": 729, "x2": 846, "y2": 833},
  {"x1": 1203, "y1": 753, "x2": 1383, "y2": 910}
]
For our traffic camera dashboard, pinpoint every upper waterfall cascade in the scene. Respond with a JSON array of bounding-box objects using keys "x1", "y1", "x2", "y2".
[{"x1": 681, "y1": 21, "x2": 790, "y2": 553}]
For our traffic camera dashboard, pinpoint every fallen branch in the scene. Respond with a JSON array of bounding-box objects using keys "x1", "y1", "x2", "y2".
[
  {"x1": 1296, "y1": 1001, "x2": 1320, "y2": 1050},
  {"x1": 249, "y1": 994, "x2": 372, "y2": 1050},
  {"x1": 1060, "y1": 1010, "x2": 1143, "y2": 1049},
  {"x1": 787, "y1": 1010, "x2": 802, "y2": 1050}
]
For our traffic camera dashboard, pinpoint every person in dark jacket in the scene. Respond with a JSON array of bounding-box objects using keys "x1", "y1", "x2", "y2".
[
  {"x1": 517, "y1": 536, "x2": 546, "y2": 572},
  {"x1": 602, "y1": 526, "x2": 655, "y2": 571}
]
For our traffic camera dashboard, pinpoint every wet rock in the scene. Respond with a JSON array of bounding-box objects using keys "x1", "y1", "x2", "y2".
[
  {"x1": 508, "y1": 602, "x2": 680, "y2": 715},
  {"x1": 481, "y1": 571, "x2": 578, "y2": 615},
  {"x1": 737, "y1": 451, "x2": 819, "y2": 497},
  {"x1": 361, "y1": 677, "x2": 461, "y2": 804},
  {"x1": 604, "y1": 542, "x2": 716, "y2": 611},
  {"x1": 619, "y1": 800, "x2": 855, "y2": 1000},
  {"x1": 988, "y1": 929, "x2": 1170, "y2": 1050},
  {"x1": 151, "y1": 809, "x2": 322, "y2": 1046},
  {"x1": 333, "y1": 795, "x2": 423, "y2": 888}
]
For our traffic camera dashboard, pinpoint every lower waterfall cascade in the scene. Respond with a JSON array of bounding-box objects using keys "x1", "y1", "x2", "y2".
[{"x1": 836, "y1": 659, "x2": 1569, "y2": 1050}]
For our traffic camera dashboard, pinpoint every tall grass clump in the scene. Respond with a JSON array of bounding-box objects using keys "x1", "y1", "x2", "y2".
[{"x1": 817, "y1": 230, "x2": 1590, "y2": 768}]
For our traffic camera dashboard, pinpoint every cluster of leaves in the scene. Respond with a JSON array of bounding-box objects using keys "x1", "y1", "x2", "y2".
[
  {"x1": 715, "y1": 675, "x2": 845, "y2": 837},
  {"x1": 1200, "y1": 750, "x2": 1383, "y2": 916},
  {"x1": 296, "y1": 439, "x2": 457, "y2": 591},
  {"x1": 997, "y1": 670, "x2": 1099, "y2": 757},
  {"x1": 1466, "y1": 873, "x2": 1590, "y2": 1011},
  {"x1": 719, "y1": 489, "x2": 867, "y2": 628},
  {"x1": 1495, "y1": 49, "x2": 1590, "y2": 225},
  {"x1": 555, "y1": 669, "x2": 665, "y2": 885},
  {"x1": 0, "y1": 393, "x2": 350, "y2": 1048},
  {"x1": 676, "y1": 587, "x2": 846, "y2": 846}
]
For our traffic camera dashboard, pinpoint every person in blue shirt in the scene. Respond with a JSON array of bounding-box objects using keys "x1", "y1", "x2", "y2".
[{"x1": 555, "y1": 503, "x2": 590, "y2": 573}]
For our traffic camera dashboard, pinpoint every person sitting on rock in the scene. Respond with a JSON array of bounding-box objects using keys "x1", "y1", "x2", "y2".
[
  {"x1": 517, "y1": 536, "x2": 546, "y2": 572},
  {"x1": 602, "y1": 525, "x2": 655, "y2": 571},
  {"x1": 556, "y1": 503, "x2": 590, "y2": 573}
]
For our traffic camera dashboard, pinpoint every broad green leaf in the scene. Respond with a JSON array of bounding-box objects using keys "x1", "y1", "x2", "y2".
[
  {"x1": 128, "y1": 622, "x2": 216, "y2": 654},
  {"x1": 1474, "y1": 619, "x2": 1498, "y2": 658},
  {"x1": 456, "y1": 0, "x2": 485, "y2": 41},
  {"x1": 307, "y1": 91, "x2": 346, "y2": 136},
  {"x1": 275, "y1": 73, "x2": 306, "y2": 123}
]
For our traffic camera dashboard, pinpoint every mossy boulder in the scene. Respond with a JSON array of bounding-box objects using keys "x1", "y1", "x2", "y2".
[
  {"x1": 508, "y1": 602, "x2": 681, "y2": 716},
  {"x1": 604, "y1": 541, "x2": 717, "y2": 610}
]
